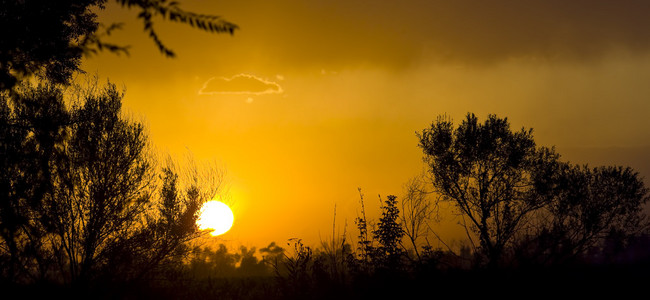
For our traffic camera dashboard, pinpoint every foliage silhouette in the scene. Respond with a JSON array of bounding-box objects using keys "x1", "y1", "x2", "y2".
[
  {"x1": 104, "y1": 158, "x2": 224, "y2": 284},
  {"x1": 0, "y1": 84, "x2": 70, "y2": 282},
  {"x1": 515, "y1": 164, "x2": 650, "y2": 266},
  {"x1": 0, "y1": 0, "x2": 238, "y2": 90},
  {"x1": 262, "y1": 113, "x2": 650, "y2": 298},
  {"x1": 51, "y1": 83, "x2": 152, "y2": 283},
  {"x1": 0, "y1": 82, "x2": 224, "y2": 287},
  {"x1": 418, "y1": 113, "x2": 650, "y2": 268},
  {"x1": 351, "y1": 191, "x2": 414, "y2": 278},
  {"x1": 417, "y1": 113, "x2": 558, "y2": 267},
  {"x1": 372, "y1": 195, "x2": 405, "y2": 270},
  {"x1": 2, "y1": 80, "x2": 649, "y2": 298}
]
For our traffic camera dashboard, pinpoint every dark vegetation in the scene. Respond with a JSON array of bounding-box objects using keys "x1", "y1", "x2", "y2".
[
  {"x1": 2, "y1": 1, "x2": 650, "y2": 299},
  {"x1": 0, "y1": 0, "x2": 237, "y2": 90}
]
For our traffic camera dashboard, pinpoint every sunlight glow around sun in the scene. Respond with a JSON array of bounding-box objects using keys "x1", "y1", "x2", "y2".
[{"x1": 197, "y1": 200, "x2": 234, "y2": 236}]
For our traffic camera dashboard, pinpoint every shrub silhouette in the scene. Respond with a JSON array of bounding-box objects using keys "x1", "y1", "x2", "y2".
[{"x1": 372, "y1": 195, "x2": 405, "y2": 270}]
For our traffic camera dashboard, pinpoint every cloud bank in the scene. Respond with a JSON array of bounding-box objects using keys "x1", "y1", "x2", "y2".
[
  {"x1": 217, "y1": 0, "x2": 650, "y2": 68},
  {"x1": 199, "y1": 74, "x2": 283, "y2": 95}
]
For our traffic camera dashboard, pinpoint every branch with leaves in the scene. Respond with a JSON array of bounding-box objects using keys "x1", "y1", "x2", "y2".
[{"x1": 118, "y1": 0, "x2": 238, "y2": 57}]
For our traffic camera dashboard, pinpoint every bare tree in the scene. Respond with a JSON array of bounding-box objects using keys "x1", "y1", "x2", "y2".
[{"x1": 399, "y1": 174, "x2": 433, "y2": 260}]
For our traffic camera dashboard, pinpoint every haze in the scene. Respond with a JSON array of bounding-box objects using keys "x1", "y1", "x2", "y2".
[{"x1": 81, "y1": 0, "x2": 650, "y2": 249}]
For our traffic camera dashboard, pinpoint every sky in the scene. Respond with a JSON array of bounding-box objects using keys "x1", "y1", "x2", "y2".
[{"x1": 81, "y1": 0, "x2": 650, "y2": 250}]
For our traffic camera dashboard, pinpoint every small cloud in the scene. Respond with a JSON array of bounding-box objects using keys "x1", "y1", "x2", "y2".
[{"x1": 199, "y1": 74, "x2": 283, "y2": 95}]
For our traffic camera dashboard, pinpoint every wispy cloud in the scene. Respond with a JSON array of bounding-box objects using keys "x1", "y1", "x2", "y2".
[{"x1": 199, "y1": 74, "x2": 283, "y2": 95}]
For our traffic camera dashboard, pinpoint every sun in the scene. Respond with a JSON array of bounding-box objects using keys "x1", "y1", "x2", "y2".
[{"x1": 197, "y1": 200, "x2": 234, "y2": 236}]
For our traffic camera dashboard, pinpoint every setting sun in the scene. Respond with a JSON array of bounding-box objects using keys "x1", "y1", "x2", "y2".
[{"x1": 197, "y1": 200, "x2": 234, "y2": 236}]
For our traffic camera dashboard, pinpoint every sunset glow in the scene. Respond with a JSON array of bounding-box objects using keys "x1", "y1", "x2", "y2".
[
  {"x1": 3, "y1": 0, "x2": 650, "y2": 296},
  {"x1": 81, "y1": 0, "x2": 650, "y2": 249}
]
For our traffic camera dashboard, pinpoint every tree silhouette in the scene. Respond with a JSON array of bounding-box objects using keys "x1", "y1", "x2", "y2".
[
  {"x1": 0, "y1": 0, "x2": 238, "y2": 90},
  {"x1": 49, "y1": 83, "x2": 152, "y2": 283},
  {"x1": 353, "y1": 191, "x2": 406, "y2": 272},
  {"x1": 0, "y1": 84, "x2": 70, "y2": 281},
  {"x1": 372, "y1": 195, "x2": 405, "y2": 270},
  {"x1": 518, "y1": 164, "x2": 650, "y2": 265},
  {"x1": 417, "y1": 113, "x2": 559, "y2": 267},
  {"x1": 0, "y1": 0, "x2": 97, "y2": 89},
  {"x1": 0, "y1": 0, "x2": 234, "y2": 288},
  {"x1": 99, "y1": 162, "x2": 214, "y2": 283},
  {"x1": 418, "y1": 113, "x2": 650, "y2": 268},
  {"x1": 0, "y1": 82, "x2": 223, "y2": 285}
]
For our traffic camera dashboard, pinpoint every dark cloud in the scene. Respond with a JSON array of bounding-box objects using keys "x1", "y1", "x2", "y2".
[
  {"x1": 410, "y1": 0, "x2": 650, "y2": 63},
  {"x1": 217, "y1": 0, "x2": 650, "y2": 67},
  {"x1": 199, "y1": 74, "x2": 283, "y2": 95}
]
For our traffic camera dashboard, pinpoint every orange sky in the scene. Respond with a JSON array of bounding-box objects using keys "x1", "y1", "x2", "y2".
[{"x1": 81, "y1": 0, "x2": 650, "y2": 250}]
